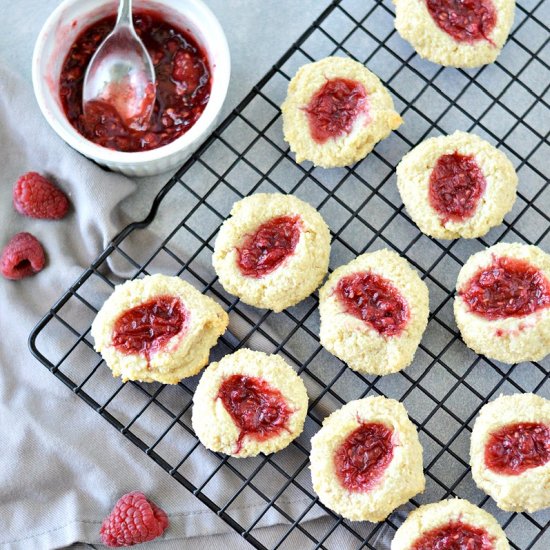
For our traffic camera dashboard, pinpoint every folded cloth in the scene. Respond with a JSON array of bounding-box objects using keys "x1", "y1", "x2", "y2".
[
  {"x1": 68, "y1": 510, "x2": 399, "y2": 550},
  {"x1": 0, "y1": 66, "x2": 325, "y2": 549}
]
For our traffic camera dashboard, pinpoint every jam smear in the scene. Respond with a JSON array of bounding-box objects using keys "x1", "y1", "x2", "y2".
[
  {"x1": 485, "y1": 422, "x2": 550, "y2": 476},
  {"x1": 59, "y1": 11, "x2": 211, "y2": 152},
  {"x1": 112, "y1": 296, "x2": 186, "y2": 360},
  {"x1": 429, "y1": 152, "x2": 487, "y2": 224},
  {"x1": 335, "y1": 272, "x2": 410, "y2": 337},
  {"x1": 304, "y1": 78, "x2": 368, "y2": 144},
  {"x1": 218, "y1": 375, "x2": 291, "y2": 453},
  {"x1": 426, "y1": 0, "x2": 497, "y2": 44},
  {"x1": 84, "y1": 80, "x2": 156, "y2": 133},
  {"x1": 459, "y1": 256, "x2": 550, "y2": 320},
  {"x1": 237, "y1": 216, "x2": 301, "y2": 278},
  {"x1": 411, "y1": 521, "x2": 495, "y2": 550},
  {"x1": 334, "y1": 422, "x2": 394, "y2": 492}
]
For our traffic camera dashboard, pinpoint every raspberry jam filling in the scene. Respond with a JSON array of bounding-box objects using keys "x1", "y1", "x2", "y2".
[
  {"x1": 304, "y1": 78, "x2": 368, "y2": 144},
  {"x1": 411, "y1": 521, "x2": 495, "y2": 550},
  {"x1": 236, "y1": 216, "x2": 301, "y2": 278},
  {"x1": 429, "y1": 152, "x2": 487, "y2": 224},
  {"x1": 112, "y1": 296, "x2": 186, "y2": 360},
  {"x1": 485, "y1": 422, "x2": 550, "y2": 475},
  {"x1": 335, "y1": 272, "x2": 410, "y2": 336},
  {"x1": 426, "y1": 0, "x2": 497, "y2": 44},
  {"x1": 334, "y1": 422, "x2": 394, "y2": 492},
  {"x1": 217, "y1": 375, "x2": 291, "y2": 453},
  {"x1": 59, "y1": 11, "x2": 211, "y2": 152},
  {"x1": 459, "y1": 257, "x2": 550, "y2": 320}
]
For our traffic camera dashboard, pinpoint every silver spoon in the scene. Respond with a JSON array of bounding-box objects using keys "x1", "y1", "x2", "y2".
[{"x1": 82, "y1": 0, "x2": 156, "y2": 131}]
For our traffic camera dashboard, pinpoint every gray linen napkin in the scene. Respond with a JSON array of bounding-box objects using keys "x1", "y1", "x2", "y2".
[{"x1": 0, "y1": 65, "x2": 324, "y2": 549}]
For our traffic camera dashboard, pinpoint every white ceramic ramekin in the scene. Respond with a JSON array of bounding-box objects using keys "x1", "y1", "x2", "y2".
[{"x1": 32, "y1": 0, "x2": 230, "y2": 177}]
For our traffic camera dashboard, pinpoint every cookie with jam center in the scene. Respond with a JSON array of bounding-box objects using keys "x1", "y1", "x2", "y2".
[
  {"x1": 393, "y1": 0, "x2": 516, "y2": 67},
  {"x1": 213, "y1": 193, "x2": 331, "y2": 312},
  {"x1": 397, "y1": 131, "x2": 517, "y2": 240},
  {"x1": 391, "y1": 499, "x2": 510, "y2": 550},
  {"x1": 192, "y1": 349, "x2": 308, "y2": 457},
  {"x1": 470, "y1": 393, "x2": 550, "y2": 512},
  {"x1": 310, "y1": 396, "x2": 425, "y2": 522},
  {"x1": 281, "y1": 56, "x2": 402, "y2": 168},
  {"x1": 91, "y1": 274, "x2": 228, "y2": 384},
  {"x1": 319, "y1": 249, "x2": 429, "y2": 375},
  {"x1": 454, "y1": 243, "x2": 550, "y2": 363}
]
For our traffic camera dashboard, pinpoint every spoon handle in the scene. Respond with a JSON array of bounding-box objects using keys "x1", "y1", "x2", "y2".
[{"x1": 116, "y1": 0, "x2": 134, "y2": 29}]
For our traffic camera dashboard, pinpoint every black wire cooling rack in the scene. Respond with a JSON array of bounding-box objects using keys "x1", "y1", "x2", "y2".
[{"x1": 29, "y1": 0, "x2": 550, "y2": 548}]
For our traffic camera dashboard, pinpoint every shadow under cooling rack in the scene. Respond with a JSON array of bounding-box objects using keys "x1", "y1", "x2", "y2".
[{"x1": 29, "y1": 0, "x2": 550, "y2": 548}]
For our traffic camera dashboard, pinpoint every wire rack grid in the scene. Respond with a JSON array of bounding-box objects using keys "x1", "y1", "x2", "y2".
[{"x1": 30, "y1": 0, "x2": 550, "y2": 548}]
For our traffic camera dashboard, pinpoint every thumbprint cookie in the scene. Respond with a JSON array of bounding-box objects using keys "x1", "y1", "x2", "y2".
[
  {"x1": 213, "y1": 193, "x2": 331, "y2": 312},
  {"x1": 470, "y1": 393, "x2": 550, "y2": 513},
  {"x1": 454, "y1": 243, "x2": 550, "y2": 363},
  {"x1": 397, "y1": 131, "x2": 517, "y2": 240},
  {"x1": 319, "y1": 249, "x2": 429, "y2": 375},
  {"x1": 91, "y1": 274, "x2": 228, "y2": 384},
  {"x1": 192, "y1": 349, "x2": 309, "y2": 457},
  {"x1": 393, "y1": 0, "x2": 516, "y2": 67},
  {"x1": 282, "y1": 56, "x2": 402, "y2": 168},
  {"x1": 310, "y1": 396, "x2": 425, "y2": 522},
  {"x1": 391, "y1": 499, "x2": 510, "y2": 550}
]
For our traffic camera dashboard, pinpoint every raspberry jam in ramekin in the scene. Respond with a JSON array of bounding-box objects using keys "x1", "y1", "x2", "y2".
[{"x1": 59, "y1": 10, "x2": 211, "y2": 152}]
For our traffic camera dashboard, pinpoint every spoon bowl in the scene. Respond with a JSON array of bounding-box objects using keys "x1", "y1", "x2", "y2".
[{"x1": 82, "y1": 0, "x2": 156, "y2": 130}]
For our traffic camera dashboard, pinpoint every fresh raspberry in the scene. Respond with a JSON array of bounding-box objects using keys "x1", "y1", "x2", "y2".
[
  {"x1": 100, "y1": 492, "x2": 169, "y2": 547},
  {"x1": 13, "y1": 172, "x2": 70, "y2": 219},
  {"x1": 0, "y1": 232, "x2": 46, "y2": 280}
]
